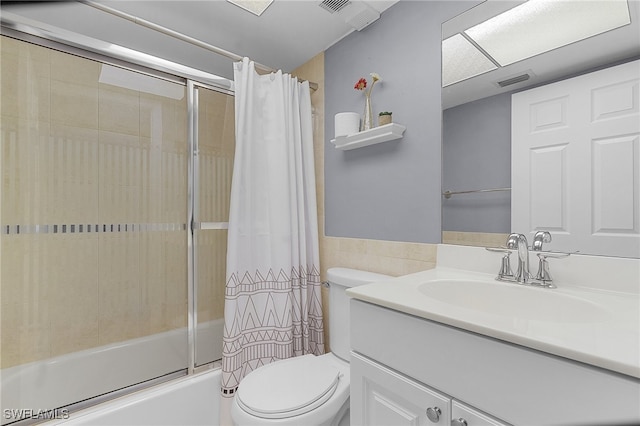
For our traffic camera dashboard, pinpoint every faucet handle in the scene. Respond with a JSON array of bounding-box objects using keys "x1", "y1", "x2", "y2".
[
  {"x1": 534, "y1": 251, "x2": 570, "y2": 288},
  {"x1": 485, "y1": 247, "x2": 514, "y2": 280},
  {"x1": 532, "y1": 231, "x2": 552, "y2": 251},
  {"x1": 498, "y1": 252, "x2": 514, "y2": 279}
]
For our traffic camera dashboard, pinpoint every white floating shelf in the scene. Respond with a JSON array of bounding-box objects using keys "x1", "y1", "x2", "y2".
[{"x1": 331, "y1": 123, "x2": 406, "y2": 150}]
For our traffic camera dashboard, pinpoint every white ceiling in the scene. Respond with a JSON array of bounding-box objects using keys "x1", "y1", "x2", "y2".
[
  {"x1": 2, "y1": 0, "x2": 638, "y2": 108},
  {"x1": 0, "y1": 0, "x2": 398, "y2": 80}
]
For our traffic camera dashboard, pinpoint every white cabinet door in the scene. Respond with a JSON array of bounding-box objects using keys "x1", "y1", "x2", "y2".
[
  {"x1": 451, "y1": 400, "x2": 511, "y2": 426},
  {"x1": 512, "y1": 60, "x2": 640, "y2": 257},
  {"x1": 350, "y1": 352, "x2": 451, "y2": 426}
]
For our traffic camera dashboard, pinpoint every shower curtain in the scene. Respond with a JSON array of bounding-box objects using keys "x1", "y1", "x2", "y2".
[{"x1": 221, "y1": 58, "x2": 324, "y2": 397}]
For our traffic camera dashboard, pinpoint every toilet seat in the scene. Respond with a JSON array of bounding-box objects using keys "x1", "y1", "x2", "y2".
[{"x1": 235, "y1": 355, "x2": 341, "y2": 420}]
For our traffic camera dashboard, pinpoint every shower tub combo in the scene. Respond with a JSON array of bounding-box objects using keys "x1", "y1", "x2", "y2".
[{"x1": 1, "y1": 10, "x2": 234, "y2": 426}]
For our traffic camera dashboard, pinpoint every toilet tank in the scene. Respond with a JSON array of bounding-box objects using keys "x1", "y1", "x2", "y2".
[{"x1": 326, "y1": 268, "x2": 391, "y2": 361}]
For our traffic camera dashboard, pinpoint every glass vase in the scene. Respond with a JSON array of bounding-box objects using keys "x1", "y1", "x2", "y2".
[{"x1": 360, "y1": 93, "x2": 374, "y2": 131}]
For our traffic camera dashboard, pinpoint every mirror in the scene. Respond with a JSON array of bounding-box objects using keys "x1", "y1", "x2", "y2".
[{"x1": 441, "y1": 0, "x2": 640, "y2": 256}]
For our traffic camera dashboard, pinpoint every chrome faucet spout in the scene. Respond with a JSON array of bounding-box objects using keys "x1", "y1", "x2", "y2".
[
  {"x1": 516, "y1": 234, "x2": 530, "y2": 283},
  {"x1": 506, "y1": 233, "x2": 530, "y2": 283}
]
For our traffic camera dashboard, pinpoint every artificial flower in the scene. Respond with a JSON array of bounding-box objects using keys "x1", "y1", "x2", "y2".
[{"x1": 354, "y1": 73, "x2": 382, "y2": 96}]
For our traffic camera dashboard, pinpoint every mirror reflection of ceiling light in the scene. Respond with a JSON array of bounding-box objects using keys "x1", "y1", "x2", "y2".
[
  {"x1": 442, "y1": 33, "x2": 498, "y2": 87},
  {"x1": 227, "y1": 0, "x2": 274, "y2": 16},
  {"x1": 465, "y1": 0, "x2": 631, "y2": 67},
  {"x1": 442, "y1": 0, "x2": 632, "y2": 87}
]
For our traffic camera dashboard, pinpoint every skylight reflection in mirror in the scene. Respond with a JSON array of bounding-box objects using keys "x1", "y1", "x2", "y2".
[
  {"x1": 442, "y1": 0, "x2": 632, "y2": 88},
  {"x1": 465, "y1": 0, "x2": 632, "y2": 67},
  {"x1": 442, "y1": 33, "x2": 498, "y2": 87}
]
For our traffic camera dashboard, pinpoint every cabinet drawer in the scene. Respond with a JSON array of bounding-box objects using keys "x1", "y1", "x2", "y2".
[{"x1": 351, "y1": 352, "x2": 451, "y2": 426}]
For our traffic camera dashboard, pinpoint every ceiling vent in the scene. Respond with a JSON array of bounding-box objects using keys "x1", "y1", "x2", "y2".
[
  {"x1": 496, "y1": 72, "x2": 532, "y2": 88},
  {"x1": 319, "y1": 0, "x2": 350, "y2": 13},
  {"x1": 318, "y1": 0, "x2": 380, "y2": 31}
]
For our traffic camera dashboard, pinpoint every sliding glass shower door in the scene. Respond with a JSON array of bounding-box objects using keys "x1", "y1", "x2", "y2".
[
  {"x1": 0, "y1": 35, "x2": 204, "y2": 423},
  {"x1": 192, "y1": 85, "x2": 235, "y2": 366}
]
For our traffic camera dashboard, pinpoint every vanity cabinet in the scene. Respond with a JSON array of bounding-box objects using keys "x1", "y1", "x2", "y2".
[
  {"x1": 351, "y1": 351, "x2": 509, "y2": 426},
  {"x1": 350, "y1": 299, "x2": 640, "y2": 426}
]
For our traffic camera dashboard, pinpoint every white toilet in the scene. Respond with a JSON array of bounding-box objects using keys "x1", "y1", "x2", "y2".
[{"x1": 231, "y1": 267, "x2": 391, "y2": 426}]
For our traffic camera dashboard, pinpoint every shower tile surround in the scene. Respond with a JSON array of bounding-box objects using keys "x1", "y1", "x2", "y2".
[{"x1": 0, "y1": 36, "x2": 191, "y2": 368}]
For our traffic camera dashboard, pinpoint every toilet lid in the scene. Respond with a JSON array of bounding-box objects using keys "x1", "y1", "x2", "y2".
[{"x1": 236, "y1": 355, "x2": 341, "y2": 419}]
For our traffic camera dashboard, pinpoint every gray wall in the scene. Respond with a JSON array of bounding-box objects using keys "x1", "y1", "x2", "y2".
[
  {"x1": 442, "y1": 93, "x2": 511, "y2": 233},
  {"x1": 324, "y1": 1, "x2": 479, "y2": 243}
]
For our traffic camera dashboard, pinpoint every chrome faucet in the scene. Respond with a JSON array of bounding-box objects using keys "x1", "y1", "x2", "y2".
[
  {"x1": 487, "y1": 231, "x2": 569, "y2": 288},
  {"x1": 506, "y1": 233, "x2": 531, "y2": 283}
]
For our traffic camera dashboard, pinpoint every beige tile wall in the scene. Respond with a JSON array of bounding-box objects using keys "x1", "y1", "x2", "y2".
[
  {"x1": 442, "y1": 231, "x2": 509, "y2": 248},
  {"x1": 0, "y1": 37, "x2": 189, "y2": 368}
]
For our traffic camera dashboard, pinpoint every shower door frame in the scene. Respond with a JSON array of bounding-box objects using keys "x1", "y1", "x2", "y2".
[
  {"x1": 1, "y1": 18, "x2": 234, "y2": 417},
  {"x1": 188, "y1": 80, "x2": 234, "y2": 373}
]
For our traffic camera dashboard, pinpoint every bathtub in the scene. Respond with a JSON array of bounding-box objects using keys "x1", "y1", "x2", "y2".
[
  {"x1": 45, "y1": 369, "x2": 221, "y2": 426},
  {"x1": 1, "y1": 319, "x2": 224, "y2": 425}
]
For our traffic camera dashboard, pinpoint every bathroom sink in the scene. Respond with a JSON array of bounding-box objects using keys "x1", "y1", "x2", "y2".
[{"x1": 418, "y1": 279, "x2": 610, "y2": 323}]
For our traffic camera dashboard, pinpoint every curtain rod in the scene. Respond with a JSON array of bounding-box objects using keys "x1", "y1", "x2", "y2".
[{"x1": 79, "y1": 0, "x2": 318, "y2": 91}]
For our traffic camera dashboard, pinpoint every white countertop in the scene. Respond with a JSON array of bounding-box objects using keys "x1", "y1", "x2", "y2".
[{"x1": 347, "y1": 245, "x2": 640, "y2": 379}]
